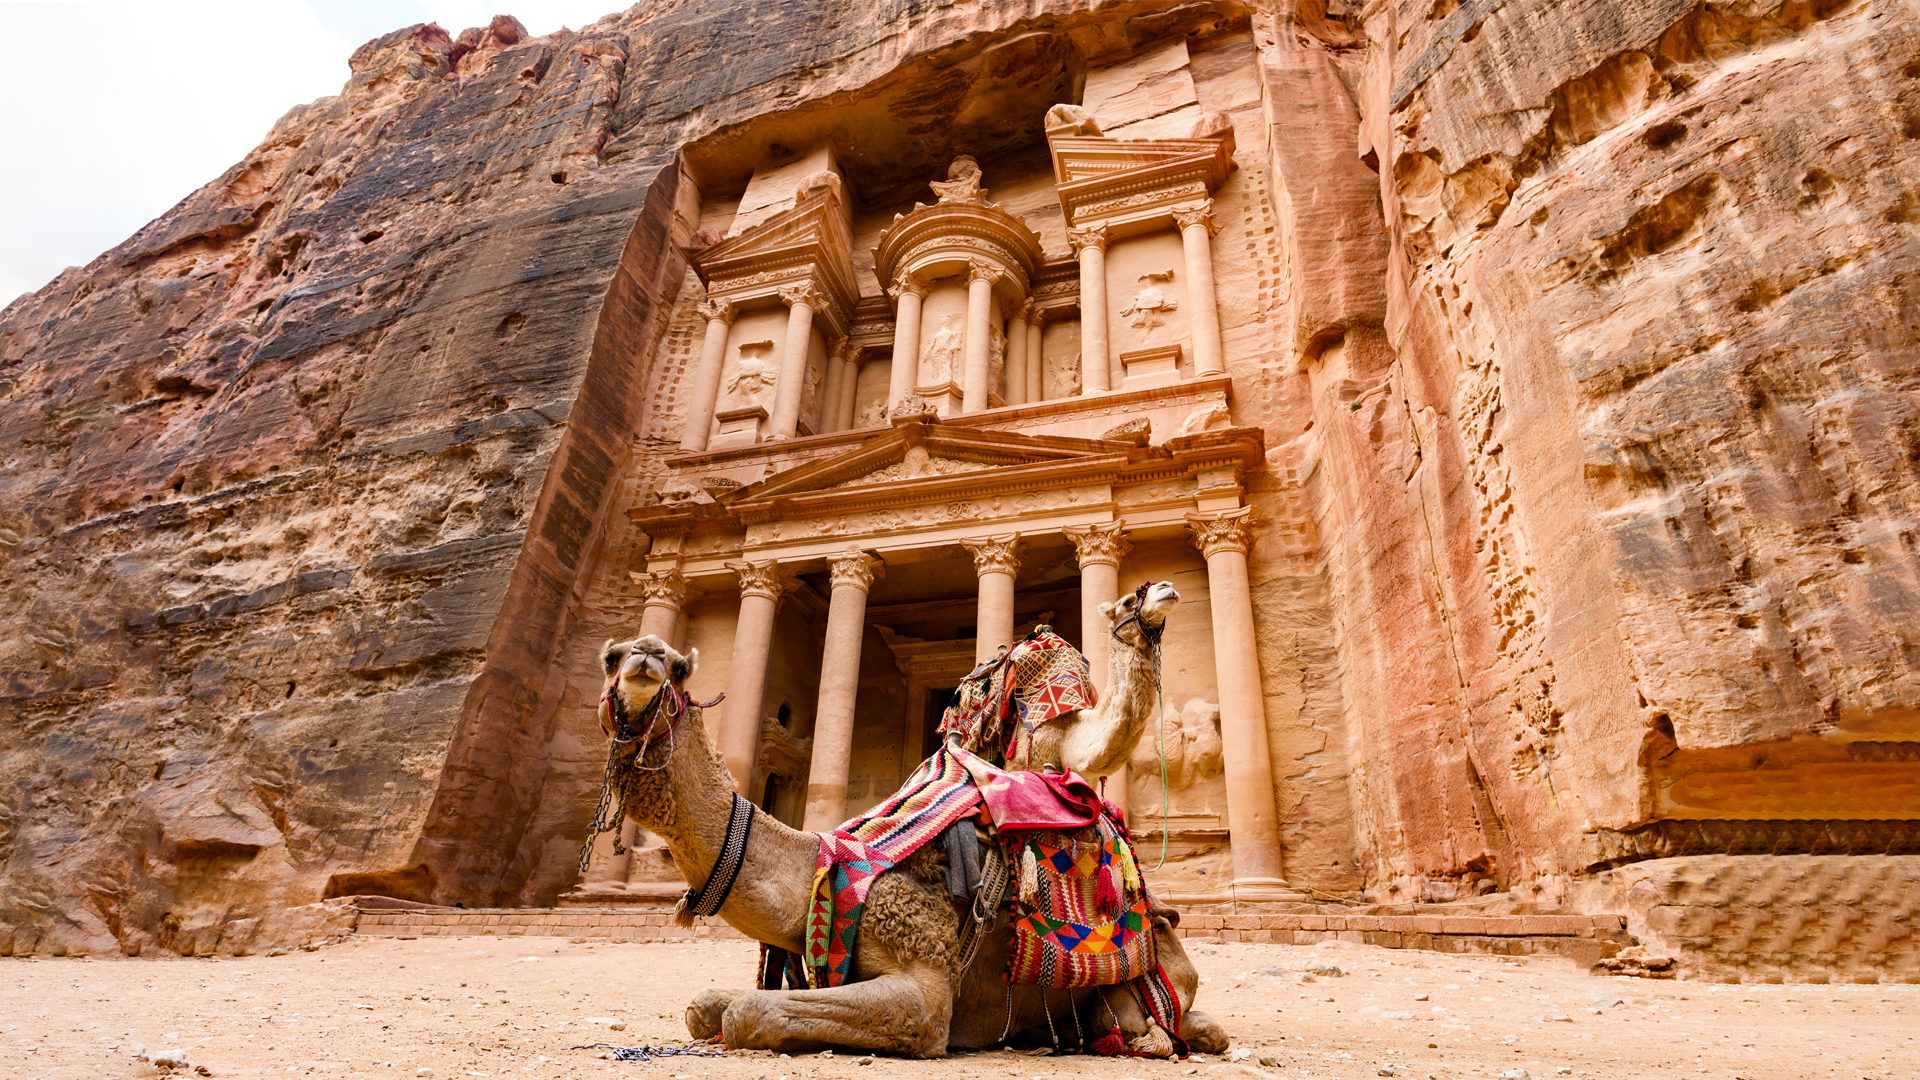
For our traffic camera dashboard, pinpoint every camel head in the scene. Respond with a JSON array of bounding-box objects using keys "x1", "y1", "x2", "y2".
[
  {"x1": 599, "y1": 635, "x2": 697, "y2": 737},
  {"x1": 1101, "y1": 580, "x2": 1180, "y2": 649}
]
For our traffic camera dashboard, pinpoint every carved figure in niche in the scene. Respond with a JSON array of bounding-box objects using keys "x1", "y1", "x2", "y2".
[
  {"x1": 1120, "y1": 269, "x2": 1179, "y2": 335},
  {"x1": 929, "y1": 155, "x2": 985, "y2": 204},
  {"x1": 919, "y1": 314, "x2": 964, "y2": 384},
  {"x1": 1128, "y1": 698, "x2": 1224, "y2": 795},
  {"x1": 722, "y1": 340, "x2": 777, "y2": 408},
  {"x1": 854, "y1": 398, "x2": 888, "y2": 428},
  {"x1": 987, "y1": 320, "x2": 1006, "y2": 395}
]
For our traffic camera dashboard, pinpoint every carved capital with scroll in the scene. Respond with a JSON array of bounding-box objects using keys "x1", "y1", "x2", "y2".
[
  {"x1": 960, "y1": 533, "x2": 1023, "y2": 578},
  {"x1": 1063, "y1": 520, "x2": 1131, "y2": 569},
  {"x1": 633, "y1": 568, "x2": 697, "y2": 611},
  {"x1": 726, "y1": 559, "x2": 790, "y2": 602},
  {"x1": 696, "y1": 297, "x2": 737, "y2": 325},
  {"x1": 888, "y1": 272, "x2": 930, "y2": 301},
  {"x1": 1067, "y1": 225, "x2": 1109, "y2": 255},
  {"x1": 1172, "y1": 201, "x2": 1219, "y2": 235},
  {"x1": 1186, "y1": 506, "x2": 1254, "y2": 558},
  {"x1": 778, "y1": 283, "x2": 827, "y2": 311},
  {"x1": 827, "y1": 551, "x2": 884, "y2": 593},
  {"x1": 966, "y1": 259, "x2": 1004, "y2": 287}
]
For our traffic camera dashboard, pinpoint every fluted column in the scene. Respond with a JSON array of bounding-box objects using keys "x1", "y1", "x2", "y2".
[
  {"x1": 887, "y1": 274, "x2": 928, "y2": 415},
  {"x1": 1069, "y1": 226, "x2": 1110, "y2": 394},
  {"x1": 1025, "y1": 312, "x2": 1045, "y2": 403},
  {"x1": 802, "y1": 552, "x2": 883, "y2": 832},
  {"x1": 718, "y1": 560, "x2": 788, "y2": 794},
  {"x1": 770, "y1": 284, "x2": 823, "y2": 439},
  {"x1": 680, "y1": 298, "x2": 736, "y2": 452},
  {"x1": 1065, "y1": 521, "x2": 1132, "y2": 810},
  {"x1": 962, "y1": 261, "x2": 999, "y2": 412},
  {"x1": 1187, "y1": 508, "x2": 1287, "y2": 890},
  {"x1": 1175, "y1": 203, "x2": 1225, "y2": 378},
  {"x1": 634, "y1": 568, "x2": 696, "y2": 650},
  {"x1": 1003, "y1": 302, "x2": 1030, "y2": 406},
  {"x1": 961, "y1": 534, "x2": 1023, "y2": 664}
]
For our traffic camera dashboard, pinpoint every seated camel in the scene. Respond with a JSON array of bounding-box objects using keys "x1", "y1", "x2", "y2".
[{"x1": 592, "y1": 583, "x2": 1223, "y2": 1058}]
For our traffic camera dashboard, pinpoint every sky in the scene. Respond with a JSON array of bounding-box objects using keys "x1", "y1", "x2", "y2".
[{"x1": 0, "y1": 0, "x2": 624, "y2": 306}]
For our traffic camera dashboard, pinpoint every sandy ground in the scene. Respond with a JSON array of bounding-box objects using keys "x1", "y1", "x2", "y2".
[{"x1": 3, "y1": 935, "x2": 1915, "y2": 1080}]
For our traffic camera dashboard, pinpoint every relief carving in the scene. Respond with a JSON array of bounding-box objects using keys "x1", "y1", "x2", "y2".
[
  {"x1": 919, "y1": 314, "x2": 964, "y2": 386},
  {"x1": 929, "y1": 156, "x2": 986, "y2": 204},
  {"x1": 722, "y1": 341, "x2": 778, "y2": 409},
  {"x1": 1120, "y1": 269, "x2": 1179, "y2": 335}
]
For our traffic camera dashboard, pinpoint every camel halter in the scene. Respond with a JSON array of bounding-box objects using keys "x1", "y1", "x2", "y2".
[{"x1": 578, "y1": 676, "x2": 723, "y2": 874}]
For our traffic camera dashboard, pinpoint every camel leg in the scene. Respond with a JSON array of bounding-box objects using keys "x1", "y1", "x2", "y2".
[
  {"x1": 697, "y1": 964, "x2": 954, "y2": 1058},
  {"x1": 685, "y1": 988, "x2": 744, "y2": 1040}
]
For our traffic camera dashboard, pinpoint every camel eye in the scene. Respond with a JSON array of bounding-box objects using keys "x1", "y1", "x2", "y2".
[{"x1": 603, "y1": 648, "x2": 622, "y2": 675}]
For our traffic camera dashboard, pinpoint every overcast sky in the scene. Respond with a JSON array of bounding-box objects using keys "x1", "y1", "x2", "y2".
[{"x1": 1, "y1": 0, "x2": 625, "y2": 306}]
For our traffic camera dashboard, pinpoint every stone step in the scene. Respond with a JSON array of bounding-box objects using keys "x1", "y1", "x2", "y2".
[{"x1": 350, "y1": 906, "x2": 1628, "y2": 964}]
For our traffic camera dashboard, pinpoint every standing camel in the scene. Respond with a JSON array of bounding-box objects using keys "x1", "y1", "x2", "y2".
[{"x1": 592, "y1": 586, "x2": 1224, "y2": 1057}]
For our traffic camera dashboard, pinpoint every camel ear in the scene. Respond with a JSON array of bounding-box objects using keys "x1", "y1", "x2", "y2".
[
  {"x1": 601, "y1": 639, "x2": 623, "y2": 675},
  {"x1": 1098, "y1": 599, "x2": 1118, "y2": 624},
  {"x1": 674, "y1": 647, "x2": 698, "y2": 683}
]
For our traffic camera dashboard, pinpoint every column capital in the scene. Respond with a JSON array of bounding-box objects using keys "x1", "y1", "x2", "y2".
[
  {"x1": 726, "y1": 559, "x2": 791, "y2": 601},
  {"x1": 778, "y1": 283, "x2": 827, "y2": 310},
  {"x1": 1186, "y1": 506, "x2": 1254, "y2": 557},
  {"x1": 1172, "y1": 200, "x2": 1220, "y2": 235},
  {"x1": 1063, "y1": 520, "x2": 1131, "y2": 569},
  {"x1": 826, "y1": 551, "x2": 884, "y2": 592},
  {"x1": 888, "y1": 272, "x2": 930, "y2": 301},
  {"x1": 960, "y1": 533, "x2": 1023, "y2": 577},
  {"x1": 632, "y1": 568, "x2": 697, "y2": 609},
  {"x1": 1011, "y1": 300, "x2": 1037, "y2": 325},
  {"x1": 966, "y1": 259, "x2": 1005, "y2": 287},
  {"x1": 696, "y1": 297, "x2": 737, "y2": 324},
  {"x1": 1067, "y1": 225, "x2": 1109, "y2": 254}
]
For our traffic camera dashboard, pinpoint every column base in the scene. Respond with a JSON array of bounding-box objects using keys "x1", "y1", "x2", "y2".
[{"x1": 1230, "y1": 877, "x2": 1308, "y2": 902}]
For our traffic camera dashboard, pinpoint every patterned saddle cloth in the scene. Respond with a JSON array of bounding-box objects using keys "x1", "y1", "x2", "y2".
[{"x1": 938, "y1": 628, "x2": 1096, "y2": 761}]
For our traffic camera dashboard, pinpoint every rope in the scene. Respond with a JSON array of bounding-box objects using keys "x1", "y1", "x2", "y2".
[{"x1": 564, "y1": 1043, "x2": 725, "y2": 1062}]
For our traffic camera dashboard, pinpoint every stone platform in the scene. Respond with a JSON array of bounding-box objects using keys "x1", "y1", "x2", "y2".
[{"x1": 352, "y1": 904, "x2": 1629, "y2": 965}]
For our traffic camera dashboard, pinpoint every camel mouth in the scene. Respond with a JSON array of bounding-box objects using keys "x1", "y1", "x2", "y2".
[{"x1": 1141, "y1": 581, "x2": 1180, "y2": 622}]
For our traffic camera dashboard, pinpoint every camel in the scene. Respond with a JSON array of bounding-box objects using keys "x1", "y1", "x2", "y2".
[
  {"x1": 1002, "y1": 580, "x2": 1179, "y2": 779},
  {"x1": 593, "y1": 583, "x2": 1224, "y2": 1058}
]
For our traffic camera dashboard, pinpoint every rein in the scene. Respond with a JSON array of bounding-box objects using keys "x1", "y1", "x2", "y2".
[
  {"x1": 577, "y1": 680, "x2": 723, "y2": 874},
  {"x1": 1112, "y1": 581, "x2": 1173, "y2": 872}
]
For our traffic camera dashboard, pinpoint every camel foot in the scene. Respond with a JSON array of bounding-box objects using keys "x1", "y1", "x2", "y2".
[
  {"x1": 686, "y1": 988, "x2": 745, "y2": 1041},
  {"x1": 1180, "y1": 1008, "x2": 1229, "y2": 1055}
]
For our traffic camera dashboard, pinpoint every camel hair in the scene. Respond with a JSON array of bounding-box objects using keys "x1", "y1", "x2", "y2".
[
  {"x1": 1004, "y1": 579, "x2": 1179, "y2": 778},
  {"x1": 595, "y1": 623, "x2": 1225, "y2": 1057}
]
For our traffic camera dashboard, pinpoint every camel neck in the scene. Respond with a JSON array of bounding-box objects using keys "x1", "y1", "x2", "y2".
[{"x1": 624, "y1": 694, "x2": 818, "y2": 952}]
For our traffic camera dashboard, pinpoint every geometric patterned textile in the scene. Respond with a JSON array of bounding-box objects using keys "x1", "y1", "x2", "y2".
[
  {"x1": 1006, "y1": 814, "x2": 1155, "y2": 988},
  {"x1": 939, "y1": 629, "x2": 1095, "y2": 761},
  {"x1": 805, "y1": 747, "x2": 986, "y2": 987}
]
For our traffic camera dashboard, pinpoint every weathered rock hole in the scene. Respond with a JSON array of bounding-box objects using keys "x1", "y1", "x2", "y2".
[
  {"x1": 1529, "y1": 207, "x2": 1549, "y2": 227},
  {"x1": 1643, "y1": 121, "x2": 1688, "y2": 150},
  {"x1": 1842, "y1": 550, "x2": 1865, "y2": 564},
  {"x1": 286, "y1": 681, "x2": 296, "y2": 699},
  {"x1": 495, "y1": 311, "x2": 528, "y2": 339},
  {"x1": 358, "y1": 229, "x2": 384, "y2": 244},
  {"x1": 551, "y1": 171, "x2": 568, "y2": 184},
  {"x1": 1735, "y1": 615, "x2": 1758, "y2": 629},
  {"x1": 1884, "y1": 188, "x2": 1920, "y2": 224},
  {"x1": 1902, "y1": 113, "x2": 1920, "y2": 140},
  {"x1": 1461, "y1": 19, "x2": 1483, "y2": 42},
  {"x1": 1735, "y1": 279, "x2": 1781, "y2": 312}
]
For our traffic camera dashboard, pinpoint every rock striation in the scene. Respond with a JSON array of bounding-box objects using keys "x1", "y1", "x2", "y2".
[{"x1": 0, "y1": 0, "x2": 1916, "y2": 960}]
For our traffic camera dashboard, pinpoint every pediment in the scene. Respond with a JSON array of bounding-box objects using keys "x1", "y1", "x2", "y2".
[
  {"x1": 1047, "y1": 135, "x2": 1234, "y2": 228},
  {"x1": 728, "y1": 422, "x2": 1131, "y2": 505},
  {"x1": 693, "y1": 186, "x2": 858, "y2": 319}
]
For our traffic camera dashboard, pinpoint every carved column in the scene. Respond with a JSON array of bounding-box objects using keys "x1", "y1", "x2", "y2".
[
  {"x1": 680, "y1": 298, "x2": 736, "y2": 452},
  {"x1": 817, "y1": 338, "x2": 849, "y2": 435},
  {"x1": 1069, "y1": 226, "x2": 1111, "y2": 393},
  {"x1": 887, "y1": 274, "x2": 928, "y2": 415},
  {"x1": 1175, "y1": 204, "x2": 1225, "y2": 378},
  {"x1": 835, "y1": 346, "x2": 861, "y2": 431},
  {"x1": 1003, "y1": 302, "x2": 1030, "y2": 407},
  {"x1": 634, "y1": 568, "x2": 696, "y2": 650},
  {"x1": 802, "y1": 552, "x2": 883, "y2": 832},
  {"x1": 1065, "y1": 521, "x2": 1132, "y2": 809},
  {"x1": 1187, "y1": 508, "x2": 1288, "y2": 891},
  {"x1": 962, "y1": 262, "x2": 999, "y2": 413},
  {"x1": 961, "y1": 534, "x2": 1023, "y2": 664},
  {"x1": 1025, "y1": 311, "x2": 1045, "y2": 403},
  {"x1": 718, "y1": 560, "x2": 788, "y2": 793},
  {"x1": 770, "y1": 284, "x2": 823, "y2": 439}
]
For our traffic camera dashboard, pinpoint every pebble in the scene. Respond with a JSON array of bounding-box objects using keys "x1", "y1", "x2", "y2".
[
  {"x1": 1382, "y1": 1011, "x2": 1417, "y2": 1020},
  {"x1": 855, "y1": 1056, "x2": 874, "y2": 1066},
  {"x1": 1413, "y1": 993, "x2": 1429, "y2": 1001},
  {"x1": 416, "y1": 1070, "x2": 433, "y2": 1077},
  {"x1": 1498, "y1": 1072, "x2": 1531, "y2": 1080},
  {"x1": 1304, "y1": 960, "x2": 1345, "y2": 977},
  {"x1": 1227, "y1": 1049, "x2": 1252, "y2": 1062}
]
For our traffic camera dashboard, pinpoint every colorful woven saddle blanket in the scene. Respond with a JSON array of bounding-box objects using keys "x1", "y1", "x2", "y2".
[{"x1": 938, "y1": 628, "x2": 1096, "y2": 760}]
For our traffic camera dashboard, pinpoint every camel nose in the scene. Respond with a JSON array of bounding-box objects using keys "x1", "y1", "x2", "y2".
[{"x1": 1152, "y1": 581, "x2": 1180, "y2": 604}]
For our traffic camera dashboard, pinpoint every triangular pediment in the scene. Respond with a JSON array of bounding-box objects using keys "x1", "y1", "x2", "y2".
[
  {"x1": 1047, "y1": 134, "x2": 1234, "y2": 228},
  {"x1": 729, "y1": 421, "x2": 1132, "y2": 506}
]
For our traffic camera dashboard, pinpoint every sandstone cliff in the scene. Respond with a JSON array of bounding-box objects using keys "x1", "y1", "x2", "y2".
[{"x1": 1, "y1": 0, "x2": 1915, "y2": 955}]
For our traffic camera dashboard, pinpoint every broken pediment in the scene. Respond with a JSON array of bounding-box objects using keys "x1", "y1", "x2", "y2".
[
  {"x1": 1047, "y1": 129, "x2": 1235, "y2": 232},
  {"x1": 693, "y1": 184, "x2": 859, "y2": 331},
  {"x1": 731, "y1": 421, "x2": 1131, "y2": 504}
]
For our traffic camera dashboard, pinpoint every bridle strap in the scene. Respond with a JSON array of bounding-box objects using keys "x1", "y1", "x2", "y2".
[
  {"x1": 1111, "y1": 581, "x2": 1167, "y2": 650},
  {"x1": 683, "y1": 792, "x2": 755, "y2": 918}
]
